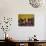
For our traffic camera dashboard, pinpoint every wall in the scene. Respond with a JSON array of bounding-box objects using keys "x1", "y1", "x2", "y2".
[{"x1": 0, "y1": 0, "x2": 46, "y2": 40}]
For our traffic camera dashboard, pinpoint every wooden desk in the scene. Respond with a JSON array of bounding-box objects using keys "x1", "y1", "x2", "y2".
[
  {"x1": 5, "y1": 39, "x2": 46, "y2": 46},
  {"x1": 14, "y1": 40, "x2": 46, "y2": 46}
]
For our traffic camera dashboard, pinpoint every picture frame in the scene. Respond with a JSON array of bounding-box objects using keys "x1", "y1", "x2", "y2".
[{"x1": 18, "y1": 14, "x2": 34, "y2": 26}]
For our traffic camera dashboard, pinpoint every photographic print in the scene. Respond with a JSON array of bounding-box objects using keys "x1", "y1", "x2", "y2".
[{"x1": 18, "y1": 14, "x2": 34, "y2": 26}]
